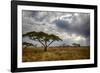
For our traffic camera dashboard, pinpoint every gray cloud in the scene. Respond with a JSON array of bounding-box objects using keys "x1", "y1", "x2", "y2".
[
  {"x1": 54, "y1": 13, "x2": 90, "y2": 38},
  {"x1": 22, "y1": 10, "x2": 90, "y2": 46}
]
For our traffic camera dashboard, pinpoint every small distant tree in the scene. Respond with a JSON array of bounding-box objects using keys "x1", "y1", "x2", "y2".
[
  {"x1": 22, "y1": 42, "x2": 33, "y2": 48},
  {"x1": 23, "y1": 31, "x2": 62, "y2": 51},
  {"x1": 66, "y1": 45, "x2": 70, "y2": 47},
  {"x1": 72, "y1": 43, "x2": 80, "y2": 47},
  {"x1": 62, "y1": 43, "x2": 66, "y2": 48}
]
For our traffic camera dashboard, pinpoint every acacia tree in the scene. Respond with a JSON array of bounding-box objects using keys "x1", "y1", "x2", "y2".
[
  {"x1": 23, "y1": 31, "x2": 62, "y2": 51},
  {"x1": 22, "y1": 42, "x2": 33, "y2": 49},
  {"x1": 72, "y1": 43, "x2": 80, "y2": 47}
]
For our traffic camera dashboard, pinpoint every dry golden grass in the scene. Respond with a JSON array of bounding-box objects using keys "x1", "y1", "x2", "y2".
[{"x1": 22, "y1": 47, "x2": 90, "y2": 62}]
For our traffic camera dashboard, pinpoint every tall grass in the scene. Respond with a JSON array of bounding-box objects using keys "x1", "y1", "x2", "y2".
[{"x1": 22, "y1": 47, "x2": 90, "y2": 62}]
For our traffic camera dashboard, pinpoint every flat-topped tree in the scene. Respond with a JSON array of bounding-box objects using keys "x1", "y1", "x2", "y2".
[
  {"x1": 22, "y1": 42, "x2": 33, "y2": 49},
  {"x1": 72, "y1": 43, "x2": 80, "y2": 47},
  {"x1": 23, "y1": 31, "x2": 62, "y2": 51}
]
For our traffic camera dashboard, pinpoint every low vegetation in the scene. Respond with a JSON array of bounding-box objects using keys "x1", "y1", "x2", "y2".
[{"x1": 22, "y1": 46, "x2": 90, "y2": 62}]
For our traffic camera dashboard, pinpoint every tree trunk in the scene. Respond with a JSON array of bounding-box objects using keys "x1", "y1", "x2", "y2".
[{"x1": 44, "y1": 46, "x2": 47, "y2": 52}]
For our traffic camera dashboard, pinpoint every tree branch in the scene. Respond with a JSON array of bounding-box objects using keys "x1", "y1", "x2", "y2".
[
  {"x1": 47, "y1": 40, "x2": 54, "y2": 47},
  {"x1": 37, "y1": 39, "x2": 45, "y2": 47}
]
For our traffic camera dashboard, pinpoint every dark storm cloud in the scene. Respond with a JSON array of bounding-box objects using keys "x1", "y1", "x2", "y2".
[
  {"x1": 22, "y1": 10, "x2": 90, "y2": 46},
  {"x1": 54, "y1": 13, "x2": 90, "y2": 38},
  {"x1": 54, "y1": 20, "x2": 70, "y2": 29},
  {"x1": 22, "y1": 10, "x2": 37, "y2": 17}
]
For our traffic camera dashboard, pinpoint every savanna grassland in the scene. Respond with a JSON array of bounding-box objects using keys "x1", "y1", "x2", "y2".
[{"x1": 22, "y1": 46, "x2": 90, "y2": 62}]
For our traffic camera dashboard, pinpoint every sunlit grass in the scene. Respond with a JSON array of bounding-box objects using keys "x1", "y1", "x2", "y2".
[{"x1": 22, "y1": 47, "x2": 90, "y2": 62}]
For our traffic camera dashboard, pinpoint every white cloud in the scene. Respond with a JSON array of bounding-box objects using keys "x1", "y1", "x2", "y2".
[{"x1": 22, "y1": 10, "x2": 90, "y2": 46}]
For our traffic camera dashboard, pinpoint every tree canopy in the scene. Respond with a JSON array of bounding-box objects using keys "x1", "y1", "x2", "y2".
[
  {"x1": 72, "y1": 43, "x2": 80, "y2": 47},
  {"x1": 22, "y1": 42, "x2": 33, "y2": 48},
  {"x1": 23, "y1": 31, "x2": 62, "y2": 51}
]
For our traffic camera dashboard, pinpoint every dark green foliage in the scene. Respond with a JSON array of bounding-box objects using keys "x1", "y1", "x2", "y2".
[
  {"x1": 72, "y1": 43, "x2": 80, "y2": 47},
  {"x1": 23, "y1": 42, "x2": 33, "y2": 48},
  {"x1": 23, "y1": 31, "x2": 62, "y2": 51}
]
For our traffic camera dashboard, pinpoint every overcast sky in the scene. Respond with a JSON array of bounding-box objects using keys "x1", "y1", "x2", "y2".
[{"x1": 22, "y1": 10, "x2": 90, "y2": 46}]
